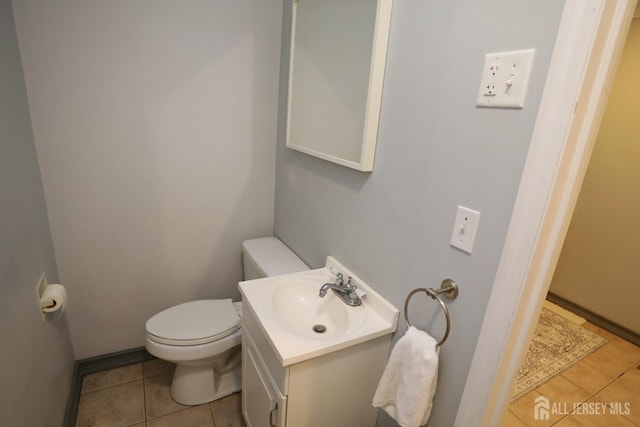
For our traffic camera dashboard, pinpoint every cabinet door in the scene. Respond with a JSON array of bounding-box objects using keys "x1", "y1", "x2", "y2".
[{"x1": 242, "y1": 332, "x2": 286, "y2": 427}]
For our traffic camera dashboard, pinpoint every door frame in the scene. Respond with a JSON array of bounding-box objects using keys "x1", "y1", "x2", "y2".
[{"x1": 454, "y1": 0, "x2": 638, "y2": 425}]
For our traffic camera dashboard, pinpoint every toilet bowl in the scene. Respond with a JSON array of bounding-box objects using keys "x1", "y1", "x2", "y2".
[
  {"x1": 145, "y1": 300, "x2": 243, "y2": 405},
  {"x1": 144, "y1": 237, "x2": 308, "y2": 405}
]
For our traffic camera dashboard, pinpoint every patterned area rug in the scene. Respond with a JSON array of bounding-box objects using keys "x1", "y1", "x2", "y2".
[{"x1": 512, "y1": 307, "x2": 607, "y2": 401}]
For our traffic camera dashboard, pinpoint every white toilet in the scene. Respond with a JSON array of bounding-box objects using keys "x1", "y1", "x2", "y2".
[{"x1": 144, "y1": 237, "x2": 309, "y2": 405}]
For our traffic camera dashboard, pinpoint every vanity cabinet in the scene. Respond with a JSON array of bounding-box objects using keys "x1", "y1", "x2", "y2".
[
  {"x1": 242, "y1": 330, "x2": 286, "y2": 426},
  {"x1": 241, "y1": 302, "x2": 392, "y2": 427}
]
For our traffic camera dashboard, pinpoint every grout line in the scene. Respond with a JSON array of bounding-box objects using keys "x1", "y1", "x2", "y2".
[
  {"x1": 77, "y1": 362, "x2": 244, "y2": 426},
  {"x1": 507, "y1": 410, "x2": 529, "y2": 426},
  {"x1": 556, "y1": 357, "x2": 640, "y2": 426},
  {"x1": 81, "y1": 378, "x2": 146, "y2": 395},
  {"x1": 209, "y1": 401, "x2": 218, "y2": 426},
  {"x1": 559, "y1": 369, "x2": 616, "y2": 398},
  {"x1": 559, "y1": 353, "x2": 632, "y2": 402},
  {"x1": 551, "y1": 414, "x2": 570, "y2": 426},
  {"x1": 142, "y1": 373, "x2": 147, "y2": 423},
  {"x1": 82, "y1": 382, "x2": 146, "y2": 397}
]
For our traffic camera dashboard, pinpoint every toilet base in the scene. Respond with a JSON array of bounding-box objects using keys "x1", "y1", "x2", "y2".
[{"x1": 171, "y1": 363, "x2": 242, "y2": 406}]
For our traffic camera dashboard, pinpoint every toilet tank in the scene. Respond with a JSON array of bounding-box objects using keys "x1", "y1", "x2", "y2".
[{"x1": 242, "y1": 237, "x2": 309, "y2": 280}]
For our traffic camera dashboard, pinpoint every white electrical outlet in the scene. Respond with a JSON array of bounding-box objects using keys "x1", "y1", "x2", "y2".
[
  {"x1": 476, "y1": 49, "x2": 535, "y2": 109},
  {"x1": 450, "y1": 206, "x2": 481, "y2": 254}
]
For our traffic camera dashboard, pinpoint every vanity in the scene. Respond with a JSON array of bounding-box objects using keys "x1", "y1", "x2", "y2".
[{"x1": 239, "y1": 257, "x2": 399, "y2": 427}]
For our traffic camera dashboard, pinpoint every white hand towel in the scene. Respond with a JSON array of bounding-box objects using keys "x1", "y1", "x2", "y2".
[{"x1": 372, "y1": 326, "x2": 439, "y2": 427}]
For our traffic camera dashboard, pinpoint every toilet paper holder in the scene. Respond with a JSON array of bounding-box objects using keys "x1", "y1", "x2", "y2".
[{"x1": 36, "y1": 273, "x2": 67, "y2": 320}]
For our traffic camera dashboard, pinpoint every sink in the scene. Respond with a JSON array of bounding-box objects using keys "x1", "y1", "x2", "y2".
[
  {"x1": 271, "y1": 277, "x2": 368, "y2": 339},
  {"x1": 239, "y1": 256, "x2": 399, "y2": 366}
]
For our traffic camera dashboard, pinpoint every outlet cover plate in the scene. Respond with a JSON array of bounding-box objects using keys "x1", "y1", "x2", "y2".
[{"x1": 476, "y1": 49, "x2": 535, "y2": 109}]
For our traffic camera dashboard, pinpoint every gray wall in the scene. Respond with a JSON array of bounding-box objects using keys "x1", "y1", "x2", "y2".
[
  {"x1": 0, "y1": 0, "x2": 75, "y2": 425},
  {"x1": 13, "y1": 0, "x2": 283, "y2": 358},
  {"x1": 274, "y1": 1, "x2": 565, "y2": 426}
]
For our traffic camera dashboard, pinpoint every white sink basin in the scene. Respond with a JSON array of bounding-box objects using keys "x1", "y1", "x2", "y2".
[
  {"x1": 239, "y1": 256, "x2": 399, "y2": 366},
  {"x1": 271, "y1": 276, "x2": 368, "y2": 339}
]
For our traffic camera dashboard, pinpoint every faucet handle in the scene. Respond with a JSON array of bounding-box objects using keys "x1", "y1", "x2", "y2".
[
  {"x1": 330, "y1": 267, "x2": 344, "y2": 285},
  {"x1": 346, "y1": 277, "x2": 360, "y2": 301},
  {"x1": 346, "y1": 276, "x2": 355, "y2": 289}
]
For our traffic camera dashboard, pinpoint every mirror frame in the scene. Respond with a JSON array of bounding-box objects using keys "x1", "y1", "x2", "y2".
[{"x1": 285, "y1": 0, "x2": 393, "y2": 172}]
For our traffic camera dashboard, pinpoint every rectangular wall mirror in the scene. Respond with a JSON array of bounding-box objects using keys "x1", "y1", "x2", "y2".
[{"x1": 285, "y1": 0, "x2": 393, "y2": 172}]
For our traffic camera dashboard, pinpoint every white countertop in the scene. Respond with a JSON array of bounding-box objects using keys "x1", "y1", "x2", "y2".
[{"x1": 238, "y1": 256, "x2": 399, "y2": 366}]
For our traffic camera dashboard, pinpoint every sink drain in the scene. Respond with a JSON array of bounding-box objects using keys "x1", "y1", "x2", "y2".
[{"x1": 312, "y1": 324, "x2": 327, "y2": 334}]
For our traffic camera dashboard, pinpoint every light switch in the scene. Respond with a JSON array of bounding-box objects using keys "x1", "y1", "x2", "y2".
[
  {"x1": 476, "y1": 49, "x2": 535, "y2": 109},
  {"x1": 450, "y1": 206, "x2": 481, "y2": 254}
]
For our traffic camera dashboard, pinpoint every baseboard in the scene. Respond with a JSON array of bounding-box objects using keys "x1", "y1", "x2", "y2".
[
  {"x1": 63, "y1": 347, "x2": 155, "y2": 427},
  {"x1": 547, "y1": 293, "x2": 640, "y2": 346}
]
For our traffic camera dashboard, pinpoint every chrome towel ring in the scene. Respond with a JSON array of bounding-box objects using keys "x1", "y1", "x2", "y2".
[{"x1": 404, "y1": 279, "x2": 459, "y2": 347}]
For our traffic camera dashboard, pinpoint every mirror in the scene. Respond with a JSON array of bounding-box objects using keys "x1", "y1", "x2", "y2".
[{"x1": 285, "y1": 0, "x2": 393, "y2": 172}]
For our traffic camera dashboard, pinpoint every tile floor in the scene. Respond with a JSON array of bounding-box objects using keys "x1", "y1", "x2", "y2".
[
  {"x1": 75, "y1": 322, "x2": 639, "y2": 427},
  {"x1": 504, "y1": 322, "x2": 640, "y2": 426},
  {"x1": 76, "y1": 359, "x2": 246, "y2": 427}
]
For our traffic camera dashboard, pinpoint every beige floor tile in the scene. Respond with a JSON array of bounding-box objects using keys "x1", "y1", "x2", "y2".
[
  {"x1": 211, "y1": 393, "x2": 246, "y2": 427},
  {"x1": 554, "y1": 396, "x2": 638, "y2": 427},
  {"x1": 553, "y1": 416, "x2": 587, "y2": 427},
  {"x1": 143, "y1": 359, "x2": 175, "y2": 378},
  {"x1": 594, "y1": 377, "x2": 640, "y2": 425},
  {"x1": 147, "y1": 405, "x2": 214, "y2": 427},
  {"x1": 500, "y1": 410, "x2": 528, "y2": 427},
  {"x1": 144, "y1": 372, "x2": 189, "y2": 419},
  {"x1": 536, "y1": 375, "x2": 591, "y2": 406},
  {"x1": 583, "y1": 324, "x2": 639, "y2": 348},
  {"x1": 581, "y1": 346, "x2": 629, "y2": 380},
  {"x1": 509, "y1": 319, "x2": 640, "y2": 427},
  {"x1": 510, "y1": 385, "x2": 599, "y2": 426},
  {"x1": 509, "y1": 390, "x2": 560, "y2": 427},
  {"x1": 617, "y1": 367, "x2": 640, "y2": 394},
  {"x1": 76, "y1": 379, "x2": 144, "y2": 427},
  {"x1": 602, "y1": 339, "x2": 640, "y2": 369},
  {"x1": 561, "y1": 359, "x2": 614, "y2": 395},
  {"x1": 81, "y1": 363, "x2": 143, "y2": 394},
  {"x1": 555, "y1": 410, "x2": 637, "y2": 426},
  {"x1": 582, "y1": 324, "x2": 640, "y2": 365}
]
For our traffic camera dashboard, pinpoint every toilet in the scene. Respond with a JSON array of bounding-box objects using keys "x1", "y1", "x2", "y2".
[{"x1": 144, "y1": 237, "x2": 309, "y2": 405}]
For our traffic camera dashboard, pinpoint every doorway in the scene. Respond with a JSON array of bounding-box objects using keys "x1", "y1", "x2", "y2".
[
  {"x1": 546, "y1": 15, "x2": 640, "y2": 342},
  {"x1": 454, "y1": 1, "x2": 640, "y2": 426},
  {"x1": 503, "y1": 15, "x2": 640, "y2": 425}
]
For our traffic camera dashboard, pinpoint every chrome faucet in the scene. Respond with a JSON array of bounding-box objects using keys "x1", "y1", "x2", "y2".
[{"x1": 319, "y1": 274, "x2": 362, "y2": 307}]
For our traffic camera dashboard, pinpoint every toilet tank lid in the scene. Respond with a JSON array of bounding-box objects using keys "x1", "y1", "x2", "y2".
[{"x1": 242, "y1": 237, "x2": 309, "y2": 277}]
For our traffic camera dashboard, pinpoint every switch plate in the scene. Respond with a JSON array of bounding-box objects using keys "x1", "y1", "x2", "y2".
[
  {"x1": 450, "y1": 206, "x2": 481, "y2": 254},
  {"x1": 476, "y1": 49, "x2": 535, "y2": 109}
]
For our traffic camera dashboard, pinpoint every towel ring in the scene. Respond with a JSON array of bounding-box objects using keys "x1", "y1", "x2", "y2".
[{"x1": 404, "y1": 279, "x2": 459, "y2": 347}]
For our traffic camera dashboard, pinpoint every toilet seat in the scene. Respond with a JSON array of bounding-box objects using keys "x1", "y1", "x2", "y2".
[{"x1": 146, "y1": 299, "x2": 241, "y2": 346}]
